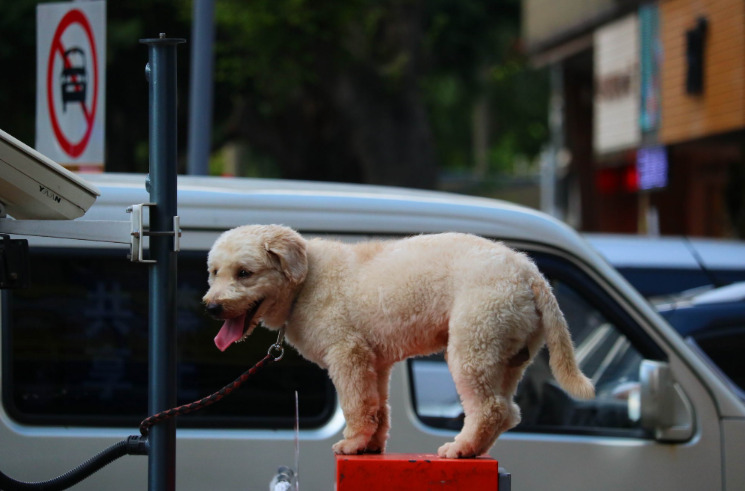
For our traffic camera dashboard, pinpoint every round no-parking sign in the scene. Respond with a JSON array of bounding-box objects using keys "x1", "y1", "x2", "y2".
[{"x1": 36, "y1": 1, "x2": 106, "y2": 168}]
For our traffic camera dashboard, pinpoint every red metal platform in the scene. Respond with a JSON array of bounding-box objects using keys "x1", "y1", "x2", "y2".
[{"x1": 336, "y1": 453, "x2": 504, "y2": 490}]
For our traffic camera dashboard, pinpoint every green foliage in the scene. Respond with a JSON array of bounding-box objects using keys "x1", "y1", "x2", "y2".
[
  {"x1": 0, "y1": 0, "x2": 549, "y2": 183},
  {"x1": 487, "y1": 56, "x2": 549, "y2": 173},
  {"x1": 213, "y1": 0, "x2": 355, "y2": 102},
  {"x1": 421, "y1": 0, "x2": 549, "y2": 175}
]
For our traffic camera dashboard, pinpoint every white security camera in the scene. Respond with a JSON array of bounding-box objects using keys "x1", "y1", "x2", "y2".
[{"x1": 0, "y1": 128, "x2": 100, "y2": 220}]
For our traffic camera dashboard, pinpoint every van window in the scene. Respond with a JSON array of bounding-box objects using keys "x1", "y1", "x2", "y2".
[
  {"x1": 409, "y1": 251, "x2": 658, "y2": 438},
  {"x1": 2, "y1": 248, "x2": 335, "y2": 429}
]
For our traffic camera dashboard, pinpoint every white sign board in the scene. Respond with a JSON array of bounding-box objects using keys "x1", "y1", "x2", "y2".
[
  {"x1": 593, "y1": 14, "x2": 640, "y2": 155},
  {"x1": 36, "y1": 1, "x2": 106, "y2": 170}
]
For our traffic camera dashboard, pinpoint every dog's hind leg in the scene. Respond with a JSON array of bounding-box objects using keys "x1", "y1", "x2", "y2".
[
  {"x1": 438, "y1": 352, "x2": 518, "y2": 458},
  {"x1": 437, "y1": 298, "x2": 533, "y2": 458},
  {"x1": 328, "y1": 343, "x2": 381, "y2": 455}
]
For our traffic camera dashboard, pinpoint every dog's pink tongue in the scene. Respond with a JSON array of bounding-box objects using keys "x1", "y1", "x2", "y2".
[{"x1": 214, "y1": 314, "x2": 247, "y2": 352}]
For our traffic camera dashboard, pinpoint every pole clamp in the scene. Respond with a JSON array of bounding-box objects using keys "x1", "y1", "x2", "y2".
[{"x1": 127, "y1": 203, "x2": 181, "y2": 263}]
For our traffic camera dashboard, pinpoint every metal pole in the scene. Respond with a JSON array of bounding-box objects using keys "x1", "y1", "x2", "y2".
[
  {"x1": 187, "y1": 0, "x2": 215, "y2": 175},
  {"x1": 542, "y1": 62, "x2": 564, "y2": 220},
  {"x1": 140, "y1": 33, "x2": 185, "y2": 491}
]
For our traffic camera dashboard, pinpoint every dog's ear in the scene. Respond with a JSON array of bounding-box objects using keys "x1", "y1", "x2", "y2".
[{"x1": 264, "y1": 228, "x2": 308, "y2": 285}]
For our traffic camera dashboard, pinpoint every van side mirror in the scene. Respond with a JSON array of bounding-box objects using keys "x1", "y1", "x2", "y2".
[{"x1": 639, "y1": 360, "x2": 695, "y2": 442}]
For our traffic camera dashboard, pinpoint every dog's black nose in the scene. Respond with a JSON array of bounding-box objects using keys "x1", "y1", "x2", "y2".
[{"x1": 205, "y1": 302, "x2": 223, "y2": 317}]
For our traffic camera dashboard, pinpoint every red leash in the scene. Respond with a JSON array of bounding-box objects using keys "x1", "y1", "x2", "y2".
[{"x1": 139, "y1": 329, "x2": 286, "y2": 437}]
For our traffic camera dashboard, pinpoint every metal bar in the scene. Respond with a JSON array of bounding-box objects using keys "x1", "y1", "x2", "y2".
[
  {"x1": 140, "y1": 33, "x2": 185, "y2": 491},
  {"x1": 187, "y1": 0, "x2": 215, "y2": 176},
  {"x1": 541, "y1": 62, "x2": 563, "y2": 220},
  {"x1": 0, "y1": 219, "x2": 131, "y2": 243}
]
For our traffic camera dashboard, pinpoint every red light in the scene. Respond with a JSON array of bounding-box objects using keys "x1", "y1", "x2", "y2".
[
  {"x1": 623, "y1": 165, "x2": 639, "y2": 192},
  {"x1": 596, "y1": 165, "x2": 639, "y2": 194}
]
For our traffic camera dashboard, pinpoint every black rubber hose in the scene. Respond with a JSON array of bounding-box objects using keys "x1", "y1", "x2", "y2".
[{"x1": 0, "y1": 436, "x2": 148, "y2": 491}]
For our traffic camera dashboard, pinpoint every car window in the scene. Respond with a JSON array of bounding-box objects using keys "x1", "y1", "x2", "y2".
[
  {"x1": 2, "y1": 248, "x2": 335, "y2": 429},
  {"x1": 409, "y1": 251, "x2": 656, "y2": 438}
]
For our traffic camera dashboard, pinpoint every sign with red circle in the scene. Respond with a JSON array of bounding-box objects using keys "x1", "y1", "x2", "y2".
[{"x1": 36, "y1": 2, "x2": 106, "y2": 168}]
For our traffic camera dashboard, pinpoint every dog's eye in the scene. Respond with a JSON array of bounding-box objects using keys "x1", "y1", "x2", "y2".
[{"x1": 237, "y1": 269, "x2": 253, "y2": 279}]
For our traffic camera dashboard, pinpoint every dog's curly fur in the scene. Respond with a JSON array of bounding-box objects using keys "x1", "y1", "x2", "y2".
[{"x1": 203, "y1": 224, "x2": 594, "y2": 458}]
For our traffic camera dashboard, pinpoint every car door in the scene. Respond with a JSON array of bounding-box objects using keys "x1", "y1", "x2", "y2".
[{"x1": 397, "y1": 245, "x2": 723, "y2": 491}]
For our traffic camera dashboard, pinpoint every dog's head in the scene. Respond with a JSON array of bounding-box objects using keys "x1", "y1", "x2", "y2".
[{"x1": 202, "y1": 224, "x2": 307, "y2": 351}]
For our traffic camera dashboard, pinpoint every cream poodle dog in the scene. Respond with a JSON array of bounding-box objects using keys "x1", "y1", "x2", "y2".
[{"x1": 202, "y1": 224, "x2": 594, "y2": 458}]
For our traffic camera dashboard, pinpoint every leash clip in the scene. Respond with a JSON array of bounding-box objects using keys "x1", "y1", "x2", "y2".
[{"x1": 268, "y1": 326, "x2": 286, "y2": 361}]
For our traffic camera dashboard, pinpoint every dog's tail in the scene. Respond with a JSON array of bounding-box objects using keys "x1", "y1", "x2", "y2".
[{"x1": 532, "y1": 278, "x2": 595, "y2": 399}]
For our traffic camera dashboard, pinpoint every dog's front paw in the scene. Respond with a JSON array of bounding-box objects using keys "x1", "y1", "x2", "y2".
[
  {"x1": 332, "y1": 436, "x2": 369, "y2": 455},
  {"x1": 362, "y1": 441, "x2": 384, "y2": 454},
  {"x1": 365, "y1": 431, "x2": 387, "y2": 454},
  {"x1": 437, "y1": 440, "x2": 479, "y2": 459}
]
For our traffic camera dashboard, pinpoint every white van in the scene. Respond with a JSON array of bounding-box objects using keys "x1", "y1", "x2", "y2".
[{"x1": 1, "y1": 174, "x2": 743, "y2": 490}]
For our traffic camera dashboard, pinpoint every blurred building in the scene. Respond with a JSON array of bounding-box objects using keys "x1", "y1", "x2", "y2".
[{"x1": 523, "y1": 0, "x2": 745, "y2": 237}]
